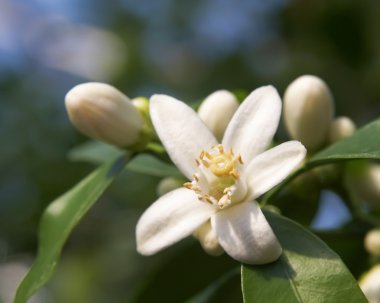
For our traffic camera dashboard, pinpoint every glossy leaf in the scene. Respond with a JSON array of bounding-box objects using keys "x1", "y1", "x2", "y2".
[
  {"x1": 263, "y1": 118, "x2": 380, "y2": 204},
  {"x1": 14, "y1": 155, "x2": 129, "y2": 303},
  {"x1": 241, "y1": 211, "x2": 367, "y2": 303},
  {"x1": 69, "y1": 140, "x2": 181, "y2": 177},
  {"x1": 310, "y1": 118, "x2": 380, "y2": 165}
]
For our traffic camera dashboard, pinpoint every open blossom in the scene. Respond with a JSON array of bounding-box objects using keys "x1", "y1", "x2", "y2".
[{"x1": 136, "y1": 86, "x2": 306, "y2": 264}]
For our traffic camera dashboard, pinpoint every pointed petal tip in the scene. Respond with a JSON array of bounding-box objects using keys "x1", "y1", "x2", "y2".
[{"x1": 254, "y1": 85, "x2": 280, "y2": 99}]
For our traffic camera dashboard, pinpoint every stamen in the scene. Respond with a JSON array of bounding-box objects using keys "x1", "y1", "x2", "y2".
[
  {"x1": 229, "y1": 169, "x2": 239, "y2": 180},
  {"x1": 202, "y1": 160, "x2": 210, "y2": 168},
  {"x1": 205, "y1": 152, "x2": 212, "y2": 160},
  {"x1": 185, "y1": 145, "x2": 245, "y2": 209}
]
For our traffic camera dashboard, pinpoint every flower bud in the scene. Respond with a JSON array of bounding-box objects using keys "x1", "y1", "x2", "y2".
[
  {"x1": 345, "y1": 162, "x2": 380, "y2": 211},
  {"x1": 365, "y1": 229, "x2": 380, "y2": 256},
  {"x1": 283, "y1": 75, "x2": 334, "y2": 151},
  {"x1": 359, "y1": 265, "x2": 380, "y2": 303},
  {"x1": 65, "y1": 82, "x2": 145, "y2": 149},
  {"x1": 193, "y1": 221, "x2": 224, "y2": 256},
  {"x1": 329, "y1": 116, "x2": 356, "y2": 143},
  {"x1": 198, "y1": 90, "x2": 239, "y2": 141},
  {"x1": 156, "y1": 177, "x2": 183, "y2": 197}
]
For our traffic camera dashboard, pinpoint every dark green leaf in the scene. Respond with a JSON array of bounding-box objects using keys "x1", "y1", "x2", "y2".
[
  {"x1": 310, "y1": 118, "x2": 380, "y2": 165},
  {"x1": 242, "y1": 211, "x2": 367, "y2": 303},
  {"x1": 263, "y1": 118, "x2": 380, "y2": 204},
  {"x1": 14, "y1": 155, "x2": 129, "y2": 303}
]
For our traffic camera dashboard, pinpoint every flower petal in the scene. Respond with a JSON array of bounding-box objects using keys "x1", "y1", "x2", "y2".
[
  {"x1": 136, "y1": 188, "x2": 216, "y2": 255},
  {"x1": 150, "y1": 94, "x2": 217, "y2": 180},
  {"x1": 211, "y1": 201, "x2": 282, "y2": 264},
  {"x1": 246, "y1": 141, "x2": 306, "y2": 200},
  {"x1": 222, "y1": 86, "x2": 281, "y2": 164}
]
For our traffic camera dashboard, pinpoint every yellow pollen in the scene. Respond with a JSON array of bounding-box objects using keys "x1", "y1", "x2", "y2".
[
  {"x1": 183, "y1": 144, "x2": 244, "y2": 209},
  {"x1": 198, "y1": 144, "x2": 243, "y2": 178}
]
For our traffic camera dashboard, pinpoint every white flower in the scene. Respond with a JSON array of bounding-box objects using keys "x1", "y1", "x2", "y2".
[{"x1": 136, "y1": 86, "x2": 306, "y2": 264}]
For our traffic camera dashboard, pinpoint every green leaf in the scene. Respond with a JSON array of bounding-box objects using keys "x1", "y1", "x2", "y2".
[
  {"x1": 14, "y1": 155, "x2": 129, "y2": 303},
  {"x1": 310, "y1": 118, "x2": 380, "y2": 165},
  {"x1": 126, "y1": 154, "x2": 181, "y2": 177},
  {"x1": 242, "y1": 211, "x2": 367, "y2": 303},
  {"x1": 68, "y1": 140, "x2": 124, "y2": 164},
  {"x1": 263, "y1": 118, "x2": 380, "y2": 204},
  {"x1": 68, "y1": 140, "x2": 181, "y2": 177}
]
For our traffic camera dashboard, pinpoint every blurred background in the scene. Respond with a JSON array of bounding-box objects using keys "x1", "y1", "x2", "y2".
[{"x1": 1, "y1": 0, "x2": 380, "y2": 302}]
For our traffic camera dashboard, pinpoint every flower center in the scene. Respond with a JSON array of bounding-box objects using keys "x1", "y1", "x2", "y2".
[{"x1": 184, "y1": 144, "x2": 244, "y2": 209}]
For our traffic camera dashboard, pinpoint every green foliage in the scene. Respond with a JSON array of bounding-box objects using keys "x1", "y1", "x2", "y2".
[
  {"x1": 242, "y1": 212, "x2": 367, "y2": 303},
  {"x1": 69, "y1": 140, "x2": 181, "y2": 177},
  {"x1": 310, "y1": 118, "x2": 380, "y2": 165},
  {"x1": 264, "y1": 118, "x2": 380, "y2": 204},
  {"x1": 14, "y1": 155, "x2": 129, "y2": 303}
]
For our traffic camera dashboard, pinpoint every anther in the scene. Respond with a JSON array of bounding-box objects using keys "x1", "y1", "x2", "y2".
[
  {"x1": 205, "y1": 152, "x2": 212, "y2": 160},
  {"x1": 202, "y1": 160, "x2": 210, "y2": 168}
]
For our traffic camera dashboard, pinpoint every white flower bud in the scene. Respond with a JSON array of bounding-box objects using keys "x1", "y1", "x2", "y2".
[
  {"x1": 365, "y1": 229, "x2": 380, "y2": 256},
  {"x1": 156, "y1": 177, "x2": 183, "y2": 197},
  {"x1": 360, "y1": 265, "x2": 380, "y2": 303},
  {"x1": 283, "y1": 75, "x2": 334, "y2": 151},
  {"x1": 193, "y1": 221, "x2": 224, "y2": 256},
  {"x1": 346, "y1": 162, "x2": 380, "y2": 211},
  {"x1": 198, "y1": 90, "x2": 239, "y2": 141},
  {"x1": 329, "y1": 116, "x2": 356, "y2": 143},
  {"x1": 65, "y1": 82, "x2": 144, "y2": 148}
]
